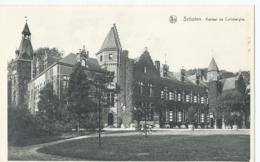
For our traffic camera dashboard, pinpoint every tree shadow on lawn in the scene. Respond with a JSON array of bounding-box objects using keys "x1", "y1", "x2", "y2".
[{"x1": 38, "y1": 134, "x2": 250, "y2": 161}]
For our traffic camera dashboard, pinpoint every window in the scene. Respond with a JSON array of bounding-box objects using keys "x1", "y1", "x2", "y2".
[
  {"x1": 178, "y1": 93, "x2": 181, "y2": 101},
  {"x1": 178, "y1": 111, "x2": 182, "y2": 122},
  {"x1": 194, "y1": 96, "x2": 197, "y2": 103},
  {"x1": 161, "y1": 90, "x2": 164, "y2": 99},
  {"x1": 201, "y1": 113, "x2": 205, "y2": 123},
  {"x1": 148, "y1": 83, "x2": 153, "y2": 97},
  {"x1": 144, "y1": 66, "x2": 147, "y2": 73},
  {"x1": 169, "y1": 92, "x2": 174, "y2": 100},
  {"x1": 169, "y1": 111, "x2": 173, "y2": 122},
  {"x1": 100, "y1": 55, "x2": 103, "y2": 62},
  {"x1": 109, "y1": 53, "x2": 113, "y2": 60},
  {"x1": 63, "y1": 75, "x2": 70, "y2": 90},
  {"x1": 201, "y1": 97, "x2": 204, "y2": 104},
  {"x1": 186, "y1": 94, "x2": 190, "y2": 102},
  {"x1": 107, "y1": 92, "x2": 115, "y2": 106},
  {"x1": 138, "y1": 82, "x2": 144, "y2": 95}
]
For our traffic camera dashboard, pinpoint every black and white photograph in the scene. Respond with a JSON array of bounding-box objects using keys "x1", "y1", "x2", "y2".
[{"x1": 0, "y1": 4, "x2": 254, "y2": 162}]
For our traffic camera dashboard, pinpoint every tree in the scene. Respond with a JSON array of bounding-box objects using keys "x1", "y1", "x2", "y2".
[
  {"x1": 67, "y1": 63, "x2": 96, "y2": 135},
  {"x1": 37, "y1": 83, "x2": 61, "y2": 135},
  {"x1": 34, "y1": 47, "x2": 63, "y2": 73},
  {"x1": 34, "y1": 47, "x2": 63, "y2": 59},
  {"x1": 216, "y1": 90, "x2": 244, "y2": 127}
]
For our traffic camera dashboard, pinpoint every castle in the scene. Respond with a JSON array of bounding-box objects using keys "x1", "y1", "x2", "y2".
[{"x1": 8, "y1": 22, "x2": 250, "y2": 129}]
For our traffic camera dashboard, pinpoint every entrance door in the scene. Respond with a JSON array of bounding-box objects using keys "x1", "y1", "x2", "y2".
[{"x1": 108, "y1": 113, "x2": 114, "y2": 126}]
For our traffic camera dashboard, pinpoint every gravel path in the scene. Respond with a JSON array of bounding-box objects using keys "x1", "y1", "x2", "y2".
[{"x1": 8, "y1": 129, "x2": 250, "y2": 161}]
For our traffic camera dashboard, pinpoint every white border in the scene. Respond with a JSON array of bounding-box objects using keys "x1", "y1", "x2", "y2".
[{"x1": 0, "y1": 1, "x2": 258, "y2": 162}]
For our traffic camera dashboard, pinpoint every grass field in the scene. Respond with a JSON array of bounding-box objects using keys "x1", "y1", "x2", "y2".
[{"x1": 38, "y1": 134, "x2": 250, "y2": 161}]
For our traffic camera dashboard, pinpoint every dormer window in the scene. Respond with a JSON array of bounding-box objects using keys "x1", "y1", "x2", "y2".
[{"x1": 109, "y1": 53, "x2": 113, "y2": 60}]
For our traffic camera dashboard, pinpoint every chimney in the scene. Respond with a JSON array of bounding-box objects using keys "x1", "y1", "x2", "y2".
[
  {"x1": 180, "y1": 68, "x2": 185, "y2": 82},
  {"x1": 154, "y1": 60, "x2": 160, "y2": 71},
  {"x1": 162, "y1": 64, "x2": 169, "y2": 77}
]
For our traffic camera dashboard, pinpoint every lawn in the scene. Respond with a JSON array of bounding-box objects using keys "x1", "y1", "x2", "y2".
[{"x1": 38, "y1": 134, "x2": 250, "y2": 161}]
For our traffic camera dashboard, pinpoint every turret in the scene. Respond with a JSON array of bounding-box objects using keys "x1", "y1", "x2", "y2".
[
  {"x1": 207, "y1": 57, "x2": 219, "y2": 82},
  {"x1": 9, "y1": 21, "x2": 33, "y2": 107},
  {"x1": 17, "y1": 22, "x2": 33, "y2": 60}
]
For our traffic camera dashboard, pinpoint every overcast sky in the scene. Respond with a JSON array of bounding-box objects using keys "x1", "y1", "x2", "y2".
[{"x1": 0, "y1": 6, "x2": 253, "y2": 72}]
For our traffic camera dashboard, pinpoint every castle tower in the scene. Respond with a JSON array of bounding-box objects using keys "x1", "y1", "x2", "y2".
[
  {"x1": 9, "y1": 21, "x2": 33, "y2": 107},
  {"x1": 96, "y1": 24, "x2": 122, "y2": 127},
  {"x1": 207, "y1": 57, "x2": 219, "y2": 81},
  {"x1": 207, "y1": 57, "x2": 220, "y2": 128},
  {"x1": 96, "y1": 24, "x2": 122, "y2": 84}
]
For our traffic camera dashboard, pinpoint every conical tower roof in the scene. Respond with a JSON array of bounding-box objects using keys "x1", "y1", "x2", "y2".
[
  {"x1": 97, "y1": 24, "x2": 121, "y2": 54},
  {"x1": 18, "y1": 22, "x2": 33, "y2": 59},
  {"x1": 22, "y1": 22, "x2": 31, "y2": 35},
  {"x1": 208, "y1": 57, "x2": 219, "y2": 72}
]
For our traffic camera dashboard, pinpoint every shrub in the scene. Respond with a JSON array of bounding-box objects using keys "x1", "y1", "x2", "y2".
[{"x1": 8, "y1": 105, "x2": 46, "y2": 146}]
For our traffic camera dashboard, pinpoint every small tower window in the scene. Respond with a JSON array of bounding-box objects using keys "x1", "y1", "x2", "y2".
[
  {"x1": 144, "y1": 66, "x2": 147, "y2": 73},
  {"x1": 109, "y1": 53, "x2": 113, "y2": 60},
  {"x1": 100, "y1": 55, "x2": 103, "y2": 62}
]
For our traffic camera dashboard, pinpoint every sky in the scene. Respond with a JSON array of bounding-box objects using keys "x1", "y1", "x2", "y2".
[{"x1": 0, "y1": 6, "x2": 254, "y2": 72}]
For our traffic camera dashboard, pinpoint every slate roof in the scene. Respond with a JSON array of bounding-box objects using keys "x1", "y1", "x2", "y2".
[
  {"x1": 22, "y1": 22, "x2": 31, "y2": 35},
  {"x1": 222, "y1": 77, "x2": 237, "y2": 90},
  {"x1": 97, "y1": 24, "x2": 121, "y2": 54},
  {"x1": 59, "y1": 53, "x2": 103, "y2": 72},
  {"x1": 208, "y1": 57, "x2": 219, "y2": 72},
  {"x1": 18, "y1": 38, "x2": 33, "y2": 59},
  {"x1": 161, "y1": 77, "x2": 207, "y2": 93},
  {"x1": 18, "y1": 23, "x2": 33, "y2": 59}
]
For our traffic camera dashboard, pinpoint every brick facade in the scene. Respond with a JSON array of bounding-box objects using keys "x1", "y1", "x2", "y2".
[{"x1": 8, "y1": 22, "x2": 250, "y2": 129}]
